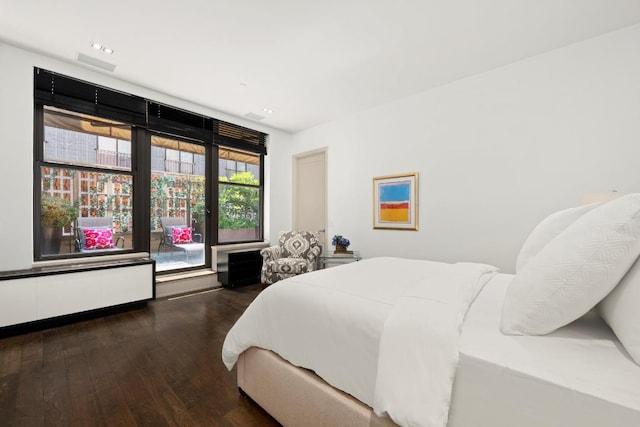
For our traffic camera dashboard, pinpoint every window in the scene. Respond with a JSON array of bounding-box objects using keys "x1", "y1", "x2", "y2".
[
  {"x1": 218, "y1": 148, "x2": 262, "y2": 243},
  {"x1": 36, "y1": 106, "x2": 134, "y2": 258},
  {"x1": 34, "y1": 68, "x2": 267, "y2": 266}
]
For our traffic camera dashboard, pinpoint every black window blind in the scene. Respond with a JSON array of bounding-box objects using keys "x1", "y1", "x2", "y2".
[{"x1": 34, "y1": 68, "x2": 267, "y2": 155}]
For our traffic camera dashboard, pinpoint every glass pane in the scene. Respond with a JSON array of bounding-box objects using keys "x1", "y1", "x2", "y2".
[
  {"x1": 218, "y1": 183, "x2": 260, "y2": 243},
  {"x1": 43, "y1": 106, "x2": 132, "y2": 171},
  {"x1": 218, "y1": 148, "x2": 260, "y2": 183},
  {"x1": 150, "y1": 136, "x2": 206, "y2": 272},
  {"x1": 40, "y1": 166, "x2": 133, "y2": 256}
]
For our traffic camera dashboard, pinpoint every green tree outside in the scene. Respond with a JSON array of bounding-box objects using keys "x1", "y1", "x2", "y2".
[{"x1": 219, "y1": 171, "x2": 260, "y2": 230}]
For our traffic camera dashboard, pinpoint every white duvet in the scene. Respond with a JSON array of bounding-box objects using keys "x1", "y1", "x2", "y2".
[{"x1": 222, "y1": 257, "x2": 498, "y2": 427}]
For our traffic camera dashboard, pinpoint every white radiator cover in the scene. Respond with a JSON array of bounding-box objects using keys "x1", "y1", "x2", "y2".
[{"x1": 0, "y1": 263, "x2": 153, "y2": 328}]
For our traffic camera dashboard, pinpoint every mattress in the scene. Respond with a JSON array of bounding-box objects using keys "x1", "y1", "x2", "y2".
[{"x1": 449, "y1": 273, "x2": 640, "y2": 427}]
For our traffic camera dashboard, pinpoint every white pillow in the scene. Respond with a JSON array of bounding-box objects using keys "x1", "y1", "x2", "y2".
[
  {"x1": 515, "y1": 202, "x2": 601, "y2": 272},
  {"x1": 501, "y1": 193, "x2": 640, "y2": 335},
  {"x1": 598, "y1": 258, "x2": 640, "y2": 365}
]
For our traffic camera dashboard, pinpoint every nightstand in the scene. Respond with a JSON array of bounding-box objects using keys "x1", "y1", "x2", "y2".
[{"x1": 318, "y1": 251, "x2": 362, "y2": 269}]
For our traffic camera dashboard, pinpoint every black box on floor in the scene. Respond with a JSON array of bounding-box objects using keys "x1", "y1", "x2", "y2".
[{"x1": 217, "y1": 249, "x2": 263, "y2": 288}]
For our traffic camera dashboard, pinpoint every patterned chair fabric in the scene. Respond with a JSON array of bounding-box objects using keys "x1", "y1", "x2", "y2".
[{"x1": 260, "y1": 231, "x2": 321, "y2": 285}]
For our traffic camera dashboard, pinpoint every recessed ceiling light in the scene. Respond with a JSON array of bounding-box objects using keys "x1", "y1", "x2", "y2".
[
  {"x1": 263, "y1": 108, "x2": 273, "y2": 114},
  {"x1": 90, "y1": 41, "x2": 114, "y2": 54}
]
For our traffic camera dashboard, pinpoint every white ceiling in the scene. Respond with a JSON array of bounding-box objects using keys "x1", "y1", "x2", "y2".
[{"x1": 1, "y1": 0, "x2": 640, "y2": 133}]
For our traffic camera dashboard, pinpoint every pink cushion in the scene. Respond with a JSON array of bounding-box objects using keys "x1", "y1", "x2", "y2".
[
  {"x1": 82, "y1": 228, "x2": 115, "y2": 250},
  {"x1": 172, "y1": 226, "x2": 193, "y2": 244}
]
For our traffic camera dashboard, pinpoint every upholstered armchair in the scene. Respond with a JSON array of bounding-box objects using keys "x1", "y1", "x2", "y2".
[{"x1": 260, "y1": 231, "x2": 322, "y2": 286}]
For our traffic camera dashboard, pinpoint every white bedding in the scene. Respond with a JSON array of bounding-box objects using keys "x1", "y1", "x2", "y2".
[
  {"x1": 449, "y1": 273, "x2": 640, "y2": 427},
  {"x1": 222, "y1": 257, "x2": 497, "y2": 427}
]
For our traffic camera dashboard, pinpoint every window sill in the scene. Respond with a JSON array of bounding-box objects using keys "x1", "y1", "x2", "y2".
[
  {"x1": 214, "y1": 241, "x2": 270, "y2": 251},
  {"x1": 2, "y1": 256, "x2": 153, "y2": 281},
  {"x1": 33, "y1": 252, "x2": 151, "y2": 269},
  {"x1": 155, "y1": 268, "x2": 215, "y2": 283}
]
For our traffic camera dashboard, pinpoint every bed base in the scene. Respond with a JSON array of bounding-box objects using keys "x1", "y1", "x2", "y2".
[{"x1": 237, "y1": 347, "x2": 397, "y2": 426}]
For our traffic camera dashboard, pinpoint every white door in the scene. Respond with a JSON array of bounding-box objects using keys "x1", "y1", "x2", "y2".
[{"x1": 293, "y1": 148, "x2": 328, "y2": 250}]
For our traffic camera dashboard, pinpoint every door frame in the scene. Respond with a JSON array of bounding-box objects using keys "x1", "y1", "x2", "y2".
[
  {"x1": 292, "y1": 147, "x2": 328, "y2": 249},
  {"x1": 149, "y1": 132, "x2": 211, "y2": 273}
]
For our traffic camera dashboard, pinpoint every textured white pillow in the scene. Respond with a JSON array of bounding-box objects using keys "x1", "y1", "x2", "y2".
[
  {"x1": 502, "y1": 193, "x2": 640, "y2": 335},
  {"x1": 515, "y1": 202, "x2": 601, "y2": 272},
  {"x1": 598, "y1": 258, "x2": 640, "y2": 365}
]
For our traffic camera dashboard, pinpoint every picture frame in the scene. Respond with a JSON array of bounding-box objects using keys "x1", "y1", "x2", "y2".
[{"x1": 372, "y1": 172, "x2": 418, "y2": 230}]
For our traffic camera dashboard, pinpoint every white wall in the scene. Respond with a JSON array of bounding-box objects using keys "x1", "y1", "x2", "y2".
[
  {"x1": 281, "y1": 24, "x2": 640, "y2": 272},
  {"x1": 0, "y1": 42, "x2": 292, "y2": 272},
  {"x1": 4, "y1": 22, "x2": 640, "y2": 274}
]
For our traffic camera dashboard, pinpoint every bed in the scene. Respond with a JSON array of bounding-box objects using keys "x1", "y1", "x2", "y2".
[
  {"x1": 450, "y1": 273, "x2": 640, "y2": 427},
  {"x1": 222, "y1": 194, "x2": 640, "y2": 426}
]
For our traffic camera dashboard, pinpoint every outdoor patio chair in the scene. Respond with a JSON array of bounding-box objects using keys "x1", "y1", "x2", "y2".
[
  {"x1": 158, "y1": 216, "x2": 204, "y2": 262},
  {"x1": 75, "y1": 217, "x2": 125, "y2": 252}
]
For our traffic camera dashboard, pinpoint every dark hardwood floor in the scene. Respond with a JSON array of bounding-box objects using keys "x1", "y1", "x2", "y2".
[{"x1": 0, "y1": 284, "x2": 280, "y2": 426}]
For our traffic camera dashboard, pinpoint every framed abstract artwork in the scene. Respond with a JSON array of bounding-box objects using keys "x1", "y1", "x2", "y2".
[{"x1": 372, "y1": 172, "x2": 418, "y2": 230}]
